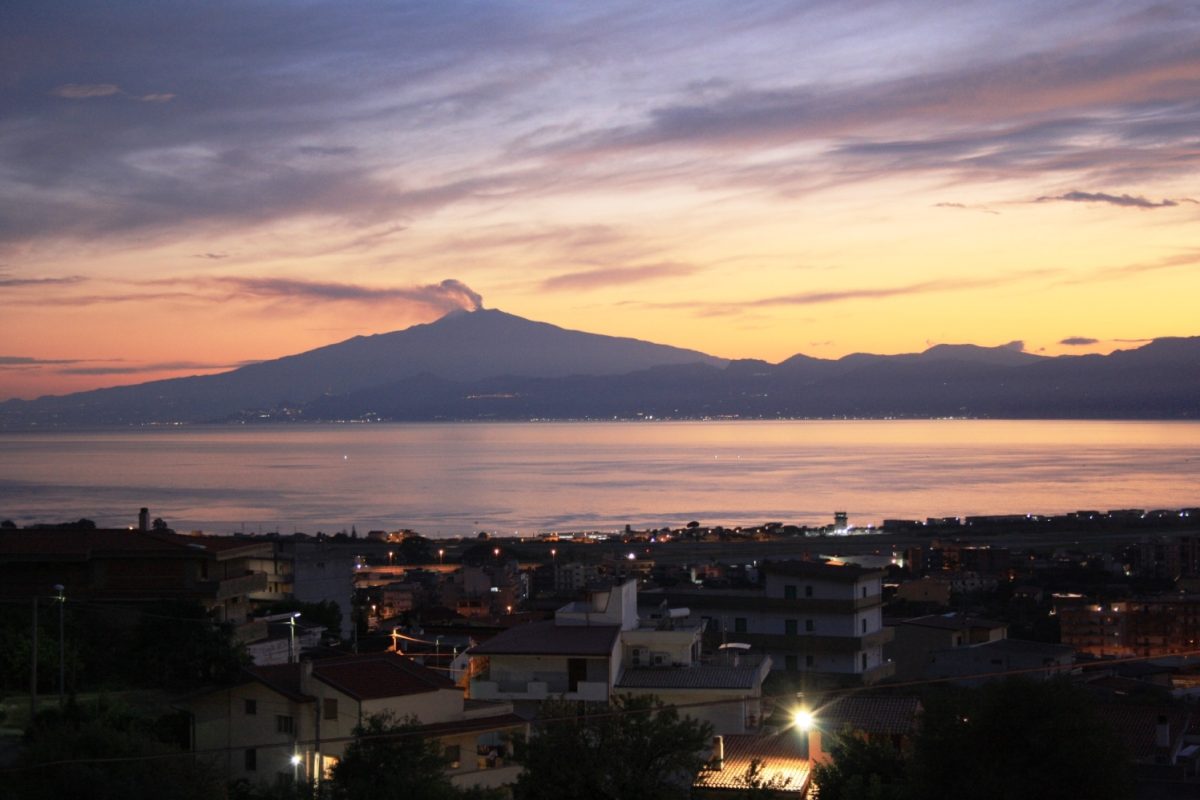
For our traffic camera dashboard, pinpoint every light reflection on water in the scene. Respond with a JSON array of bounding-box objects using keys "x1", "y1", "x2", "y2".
[{"x1": 0, "y1": 420, "x2": 1196, "y2": 536}]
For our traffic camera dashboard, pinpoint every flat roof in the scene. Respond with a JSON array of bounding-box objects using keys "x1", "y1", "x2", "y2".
[{"x1": 468, "y1": 620, "x2": 621, "y2": 657}]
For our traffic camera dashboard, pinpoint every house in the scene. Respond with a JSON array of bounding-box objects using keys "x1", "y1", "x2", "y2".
[
  {"x1": 925, "y1": 638, "x2": 1075, "y2": 686},
  {"x1": 886, "y1": 612, "x2": 1007, "y2": 681},
  {"x1": 693, "y1": 733, "x2": 812, "y2": 797},
  {"x1": 185, "y1": 652, "x2": 525, "y2": 792},
  {"x1": 0, "y1": 528, "x2": 272, "y2": 631},
  {"x1": 643, "y1": 560, "x2": 894, "y2": 684},
  {"x1": 808, "y1": 695, "x2": 921, "y2": 764},
  {"x1": 469, "y1": 579, "x2": 772, "y2": 734}
]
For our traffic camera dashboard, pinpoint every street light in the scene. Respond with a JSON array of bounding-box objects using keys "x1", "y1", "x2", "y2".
[
  {"x1": 53, "y1": 584, "x2": 65, "y2": 706},
  {"x1": 438, "y1": 548, "x2": 444, "y2": 565},
  {"x1": 288, "y1": 612, "x2": 301, "y2": 664}
]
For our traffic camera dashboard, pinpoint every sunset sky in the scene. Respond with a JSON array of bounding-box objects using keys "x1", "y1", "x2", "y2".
[{"x1": 2, "y1": 1, "x2": 1198, "y2": 400}]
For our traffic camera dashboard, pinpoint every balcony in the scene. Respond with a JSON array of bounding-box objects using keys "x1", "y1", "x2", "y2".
[
  {"x1": 470, "y1": 678, "x2": 608, "y2": 703},
  {"x1": 198, "y1": 571, "x2": 268, "y2": 601}
]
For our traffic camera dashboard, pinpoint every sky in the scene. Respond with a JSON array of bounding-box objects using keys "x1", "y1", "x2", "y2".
[{"x1": 1, "y1": 0, "x2": 1198, "y2": 400}]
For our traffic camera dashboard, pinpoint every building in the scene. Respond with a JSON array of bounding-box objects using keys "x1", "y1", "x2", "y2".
[
  {"x1": 0, "y1": 528, "x2": 272, "y2": 629},
  {"x1": 1058, "y1": 596, "x2": 1200, "y2": 659},
  {"x1": 925, "y1": 638, "x2": 1075, "y2": 686},
  {"x1": 469, "y1": 579, "x2": 772, "y2": 734},
  {"x1": 643, "y1": 560, "x2": 894, "y2": 684},
  {"x1": 185, "y1": 652, "x2": 525, "y2": 792},
  {"x1": 886, "y1": 612, "x2": 1007, "y2": 681}
]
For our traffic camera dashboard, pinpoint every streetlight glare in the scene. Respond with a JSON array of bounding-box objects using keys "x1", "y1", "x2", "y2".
[
  {"x1": 793, "y1": 709, "x2": 815, "y2": 731},
  {"x1": 290, "y1": 754, "x2": 302, "y2": 766}
]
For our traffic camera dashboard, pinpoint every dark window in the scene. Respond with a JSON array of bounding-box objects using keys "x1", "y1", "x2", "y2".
[
  {"x1": 323, "y1": 698, "x2": 338, "y2": 720},
  {"x1": 276, "y1": 715, "x2": 294, "y2": 735},
  {"x1": 244, "y1": 699, "x2": 257, "y2": 715},
  {"x1": 784, "y1": 585, "x2": 797, "y2": 600},
  {"x1": 805, "y1": 619, "x2": 814, "y2": 632},
  {"x1": 861, "y1": 618, "x2": 868, "y2": 633},
  {"x1": 805, "y1": 654, "x2": 814, "y2": 668},
  {"x1": 861, "y1": 653, "x2": 868, "y2": 670},
  {"x1": 567, "y1": 658, "x2": 587, "y2": 692},
  {"x1": 244, "y1": 748, "x2": 257, "y2": 771},
  {"x1": 734, "y1": 618, "x2": 747, "y2": 633},
  {"x1": 785, "y1": 619, "x2": 798, "y2": 635},
  {"x1": 862, "y1": 585, "x2": 868, "y2": 599},
  {"x1": 804, "y1": 585, "x2": 813, "y2": 598}
]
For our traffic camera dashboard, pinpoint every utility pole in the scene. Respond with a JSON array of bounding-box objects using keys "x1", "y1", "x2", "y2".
[
  {"x1": 288, "y1": 612, "x2": 301, "y2": 664},
  {"x1": 30, "y1": 595, "x2": 38, "y2": 720},
  {"x1": 54, "y1": 584, "x2": 65, "y2": 706}
]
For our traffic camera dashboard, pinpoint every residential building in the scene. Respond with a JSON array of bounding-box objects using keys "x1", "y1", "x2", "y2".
[
  {"x1": 186, "y1": 652, "x2": 525, "y2": 792},
  {"x1": 886, "y1": 612, "x2": 1007, "y2": 681},
  {"x1": 925, "y1": 638, "x2": 1075, "y2": 686},
  {"x1": 469, "y1": 579, "x2": 772, "y2": 734},
  {"x1": 643, "y1": 560, "x2": 894, "y2": 684}
]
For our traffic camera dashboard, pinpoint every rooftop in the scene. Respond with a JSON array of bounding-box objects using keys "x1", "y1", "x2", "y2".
[
  {"x1": 815, "y1": 695, "x2": 920, "y2": 737},
  {"x1": 244, "y1": 652, "x2": 455, "y2": 702},
  {"x1": 468, "y1": 619, "x2": 621, "y2": 657},
  {"x1": 693, "y1": 733, "x2": 811, "y2": 794}
]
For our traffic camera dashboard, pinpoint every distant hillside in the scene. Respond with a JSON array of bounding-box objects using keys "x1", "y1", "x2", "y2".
[{"x1": 2, "y1": 312, "x2": 1197, "y2": 425}]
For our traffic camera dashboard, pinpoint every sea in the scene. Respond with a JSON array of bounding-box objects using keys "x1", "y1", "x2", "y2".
[{"x1": 0, "y1": 420, "x2": 1197, "y2": 537}]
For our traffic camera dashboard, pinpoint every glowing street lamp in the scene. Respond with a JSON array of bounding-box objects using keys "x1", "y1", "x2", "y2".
[
  {"x1": 793, "y1": 708, "x2": 815, "y2": 732},
  {"x1": 438, "y1": 548, "x2": 445, "y2": 565},
  {"x1": 288, "y1": 612, "x2": 301, "y2": 664}
]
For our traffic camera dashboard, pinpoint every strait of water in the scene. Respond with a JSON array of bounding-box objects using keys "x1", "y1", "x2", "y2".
[{"x1": 0, "y1": 420, "x2": 1197, "y2": 537}]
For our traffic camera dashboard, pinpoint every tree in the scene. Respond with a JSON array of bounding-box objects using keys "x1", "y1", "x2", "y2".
[
  {"x1": 11, "y1": 699, "x2": 224, "y2": 800},
  {"x1": 511, "y1": 694, "x2": 713, "y2": 800},
  {"x1": 329, "y1": 712, "x2": 459, "y2": 800},
  {"x1": 907, "y1": 677, "x2": 1132, "y2": 800},
  {"x1": 810, "y1": 730, "x2": 907, "y2": 800}
]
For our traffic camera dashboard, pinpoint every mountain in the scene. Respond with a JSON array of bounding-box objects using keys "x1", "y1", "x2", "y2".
[
  {"x1": 2, "y1": 311, "x2": 1197, "y2": 425},
  {"x1": 0, "y1": 309, "x2": 725, "y2": 425}
]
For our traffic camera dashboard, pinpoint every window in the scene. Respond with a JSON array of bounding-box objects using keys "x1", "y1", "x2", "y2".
[
  {"x1": 861, "y1": 618, "x2": 868, "y2": 633},
  {"x1": 805, "y1": 655, "x2": 814, "y2": 668},
  {"x1": 734, "y1": 618, "x2": 747, "y2": 633},
  {"x1": 244, "y1": 748, "x2": 257, "y2": 771},
  {"x1": 276, "y1": 715, "x2": 294, "y2": 735},
  {"x1": 244, "y1": 699, "x2": 257, "y2": 715},
  {"x1": 323, "y1": 698, "x2": 338, "y2": 720},
  {"x1": 444, "y1": 744, "x2": 461, "y2": 769},
  {"x1": 785, "y1": 619, "x2": 798, "y2": 635},
  {"x1": 804, "y1": 585, "x2": 813, "y2": 598},
  {"x1": 784, "y1": 584, "x2": 797, "y2": 600},
  {"x1": 861, "y1": 653, "x2": 868, "y2": 670},
  {"x1": 805, "y1": 619, "x2": 814, "y2": 632},
  {"x1": 862, "y1": 585, "x2": 868, "y2": 599}
]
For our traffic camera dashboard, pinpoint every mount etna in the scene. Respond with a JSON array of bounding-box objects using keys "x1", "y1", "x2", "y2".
[{"x1": 2, "y1": 309, "x2": 1197, "y2": 426}]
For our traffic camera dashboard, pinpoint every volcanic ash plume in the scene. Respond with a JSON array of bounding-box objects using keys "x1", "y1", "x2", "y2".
[{"x1": 434, "y1": 278, "x2": 484, "y2": 312}]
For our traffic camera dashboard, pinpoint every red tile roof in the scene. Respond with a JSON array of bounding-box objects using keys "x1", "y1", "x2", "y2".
[
  {"x1": 1093, "y1": 703, "x2": 1192, "y2": 762},
  {"x1": 815, "y1": 695, "x2": 920, "y2": 736},
  {"x1": 694, "y1": 733, "x2": 811, "y2": 794},
  {"x1": 468, "y1": 620, "x2": 621, "y2": 656},
  {"x1": 244, "y1": 653, "x2": 455, "y2": 703}
]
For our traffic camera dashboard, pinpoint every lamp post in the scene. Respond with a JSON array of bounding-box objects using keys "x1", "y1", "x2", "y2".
[
  {"x1": 288, "y1": 612, "x2": 301, "y2": 664},
  {"x1": 53, "y1": 584, "x2": 65, "y2": 706},
  {"x1": 438, "y1": 548, "x2": 444, "y2": 565}
]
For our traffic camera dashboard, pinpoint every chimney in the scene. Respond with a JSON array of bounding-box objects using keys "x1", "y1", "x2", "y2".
[
  {"x1": 138, "y1": 508, "x2": 150, "y2": 532},
  {"x1": 711, "y1": 735, "x2": 724, "y2": 770}
]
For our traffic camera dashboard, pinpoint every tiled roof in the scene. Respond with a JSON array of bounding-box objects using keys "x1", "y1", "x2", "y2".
[
  {"x1": 1093, "y1": 704, "x2": 1192, "y2": 761},
  {"x1": 314, "y1": 653, "x2": 455, "y2": 700},
  {"x1": 414, "y1": 713, "x2": 528, "y2": 738},
  {"x1": 616, "y1": 664, "x2": 764, "y2": 691},
  {"x1": 763, "y1": 560, "x2": 883, "y2": 582},
  {"x1": 815, "y1": 696, "x2": 920, "y2": 736},
  {"x1": 693, "y1": 733, "x2": 810, "y2": 794},
  {"x1": 245, "y1": 653, "x2": 455, "y2": 703},
  {"x1": 468, "y1": 620, "x2": 621, "y2": 656},
  {"x1": 901, "y1": 613, "x2": 1004, "y2": 631}
]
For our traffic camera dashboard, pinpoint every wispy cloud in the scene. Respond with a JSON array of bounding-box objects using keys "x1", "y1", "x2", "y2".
[
  {"x1": 934, "y1": 202, "x2": 1000, "y2": 215},
  {"x1": 51, "y1": 83, "x2": 121, "y2": 99},
  {"x1": 1037, "y1": 191, "x2": 1181, "y2": 209},
  {"x1": 0, "y1": 356, "x2": 85, "y2": 367},
  {"x1": 541, "y1": 262, "x2": 697, "y2": 291},
  {"x1": 0, "y1": 274, "x2": 86, "y2": 288},
  {"x1": 1059, "y1": 336, "x2": 1099, "y2": 346},
  {"x1": 56, "y1": 360, "x2": 241, "y2": 376},
  {"x1": 210, "y1": 276, "x2": 484, "y2": 313}
]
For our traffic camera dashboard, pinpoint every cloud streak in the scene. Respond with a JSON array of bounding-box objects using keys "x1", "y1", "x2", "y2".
[
  {"x1": 541, "y1": 262, "x2": 697, "y2": 291},
  {"x1": 1038, "y1": 191, "x2": 1181, "y2": 209},
  {"x1": 210, "y1": 277, "x2": 485, "y2": 313},
  {"x1": 1060, "y1": 336, "x2": 1099, "y2": 346}
]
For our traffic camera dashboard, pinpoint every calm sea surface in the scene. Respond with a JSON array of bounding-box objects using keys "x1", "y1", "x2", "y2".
[{"x1": 1, "y1": 421, "x2": 1197, "y2": 536}]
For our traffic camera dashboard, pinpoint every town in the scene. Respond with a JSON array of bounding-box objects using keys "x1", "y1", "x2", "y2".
[{"x1": 2, "y1": 505, "x2": 1200, "y2": 798}]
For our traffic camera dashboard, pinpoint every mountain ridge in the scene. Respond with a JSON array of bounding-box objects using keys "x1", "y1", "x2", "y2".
[{"x1": 2, "y1": 309, "x2": 1197, "y2": 424}]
